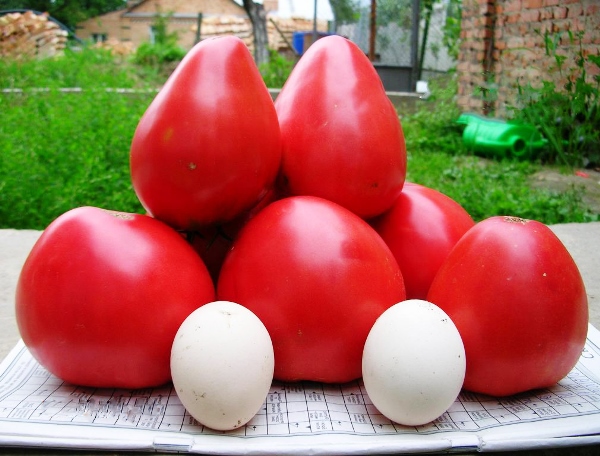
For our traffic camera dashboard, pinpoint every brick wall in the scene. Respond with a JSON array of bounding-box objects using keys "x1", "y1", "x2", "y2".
[{"x1": 457, "y1": 0, "x2": 600, "y2": 117}]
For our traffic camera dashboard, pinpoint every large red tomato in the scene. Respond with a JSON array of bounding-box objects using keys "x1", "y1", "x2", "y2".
[
  {"x1": 274, "y1": 35, "x2": 406, "y2": 219},
  {"x1": 370, "y1": 182, "x2": 475, "y2": 300},
  {"x1": 130, "y1": 36, "x2": 281, "y2": 231},
  {"x1": 427, "y1": 216, "x2": 589, "y2": 396},
  {"x1": 217, "y1": 196, "x2": 406, "y2": 383},
  {"x1": 15, "y1": 206, "x2": 215, "y2": 388}
]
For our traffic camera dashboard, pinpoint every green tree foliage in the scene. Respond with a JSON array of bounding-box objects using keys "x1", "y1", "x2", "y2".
[
  {"x1": 442, "y1": 0, "x2": 462, "y2": 59},
  {"x1": 0, "y1": 0, "x2": 127, "y2": 29},
  {"x1": 329, "y1": 0, "x2": 360, "y2": 24}
]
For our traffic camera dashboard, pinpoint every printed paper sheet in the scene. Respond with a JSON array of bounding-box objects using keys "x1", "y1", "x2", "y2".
[{"x1": 2, "y1": 325, "x2": 600, "y2": 453}]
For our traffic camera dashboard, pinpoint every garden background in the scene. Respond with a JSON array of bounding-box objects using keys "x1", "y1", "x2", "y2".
[{"x1": 1, "y1": 0, "x2": 599, "y2": 230}]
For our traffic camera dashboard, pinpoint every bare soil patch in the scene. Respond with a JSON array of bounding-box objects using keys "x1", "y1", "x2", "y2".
[{"x1": 530, "y1": 168, "x2": 600, "y2": 215}]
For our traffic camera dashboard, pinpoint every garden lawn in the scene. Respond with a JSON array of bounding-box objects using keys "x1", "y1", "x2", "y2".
[
  {"x1": 0, "y1": 89, "x2": 150, "y2": 229},
  {"x1": 0, "y1": 49, "x2": 597, "y2": 230}
]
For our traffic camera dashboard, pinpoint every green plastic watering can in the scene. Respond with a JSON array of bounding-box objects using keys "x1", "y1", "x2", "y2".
[{"x1": 457, "y1": 113, "x2": 547, "y2": 160}]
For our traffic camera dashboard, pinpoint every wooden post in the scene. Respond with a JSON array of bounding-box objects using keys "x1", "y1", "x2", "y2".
[
  {"x1": 312, "y1": 0, "x2": 318, "y2": 43},
  {"x1": 195, "y1": 12, "x2": 202, "y2": 44},
  {"x1": 410, "y1": 0, "x2": 420, "y2": 91},
  {"x1": 369, "y1": 0, "x2": 376, "y2": 61}
]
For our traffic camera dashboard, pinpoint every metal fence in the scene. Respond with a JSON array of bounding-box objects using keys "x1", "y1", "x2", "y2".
[{"x1": 334, "y1": 0, "x2": 457, "y2": 91}]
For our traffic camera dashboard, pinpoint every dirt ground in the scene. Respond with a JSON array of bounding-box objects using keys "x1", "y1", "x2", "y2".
[{"x1": 530, "y1": 168, "x2": 600, "y2": 215}]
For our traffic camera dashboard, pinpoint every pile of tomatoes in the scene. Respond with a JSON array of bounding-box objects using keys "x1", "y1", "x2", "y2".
[{"x1": 16, "y1": 35, "x2": 588, "y2": 413}]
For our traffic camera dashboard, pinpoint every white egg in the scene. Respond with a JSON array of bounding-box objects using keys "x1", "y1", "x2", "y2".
[
  {"x1": 362, "y1": 299, "x2": 465, "y2": 426},
  {"x1": 170, "y1": 301, "x2": 274, "y2": 431}
]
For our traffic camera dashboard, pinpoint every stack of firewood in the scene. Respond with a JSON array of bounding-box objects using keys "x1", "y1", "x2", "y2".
[
  {"x1": 199, "y1": 15, "x2": 253, "y2": 48},
  {"x1": 94, "y1": 38, "x2": 135, "y2": 56},
  {"x1": 0, "y1": 10, "x2": 68, "y2": 59}
]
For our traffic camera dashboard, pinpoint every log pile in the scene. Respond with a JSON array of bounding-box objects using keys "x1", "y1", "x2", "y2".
[
  {"x1": 199, "y1": 15, "x2": 253, "y2": 49},
  {"x1": 93, "y1": 38, "x2": 135, "y2": 56},
  {"x1": 0, "y1": 11, "x2": 68, "y2": 59},
  {"x1": 189, "y1": 15, "x2": 329, "y2": 56}
]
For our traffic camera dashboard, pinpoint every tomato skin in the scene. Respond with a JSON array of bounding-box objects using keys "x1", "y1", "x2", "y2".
[
  {"x1": 130, "y1": 36, "x2": 281, "y2": 230},
  {"x1": 15, "y1": 207, "x2": 215, "y2": 388},
  {"x1": 427, "y1": 216, "x2": 589, "y2": 396},
  {"x1": 274, "y1": 35, "x2": 406, "y2": 219},
  {"x1": 370, "y1": 183, "x2": 475, "y2": 300},
  {"x1": 217, "y1": 196, "x2": 406, "y2": 383}
]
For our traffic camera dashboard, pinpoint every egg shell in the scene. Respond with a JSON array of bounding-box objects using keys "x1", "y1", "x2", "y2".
[
  {"x1": 362, "y1": 299, "x2": 465, "y2": 426},
  {"x1": 170, "y1": 301, "x2": 274, "y2": 431}
]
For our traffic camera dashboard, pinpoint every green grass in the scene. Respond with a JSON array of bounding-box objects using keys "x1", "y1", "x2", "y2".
[
  {"x1": 0, "y1": 89, "x2": 151, "y2": 229},
  {"x1": 0, "y1": 49, "x2": 597, "y2": 230},
  {"x1": 0, "y1": 47, "x2": 157, "y2": 89},
  {"x1": 405, "y1": 152, "x2": 594, "y2": 224}
]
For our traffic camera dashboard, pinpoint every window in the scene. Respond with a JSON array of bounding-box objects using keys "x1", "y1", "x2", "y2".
[{"x1": 92, "y1": 33, "x2": 108, "y2": 43}]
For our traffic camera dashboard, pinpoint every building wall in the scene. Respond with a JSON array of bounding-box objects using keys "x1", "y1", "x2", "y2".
[
  {"x1": 131, "y1": 0, "x2": 245, "y2": 16},
  {"x1": 76, "y1": 0, "x2": 247, "y2": 49},
  {"x1": 457, "y1": 0, "x2": 600, "y2": 117},
  {"x1": 75, "y1": 0, "x2": 328, "y2": 55}
]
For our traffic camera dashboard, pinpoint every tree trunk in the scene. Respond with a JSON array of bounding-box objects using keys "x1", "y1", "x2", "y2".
[{"x1": 242, "y1": 0, "x2": 270, "y2": 66}]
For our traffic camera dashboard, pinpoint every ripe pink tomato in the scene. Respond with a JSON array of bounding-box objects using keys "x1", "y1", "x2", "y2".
[
  {"x1": 16, "y1": 207, "x2": 215, "y2": 388},
  {"x1": 370, "y1": 182, "x2": 475, "y2": 299},
  {"x1": 217, "y1": 196, "x2": 406, "y2": 383},
  {"x1": 130, "y1": 36, "x2": 281, "y2": 230},
  {"x1": 274, "y1": 35, "x2": 406, "y2": 219},
  {"x1": 427, "y1": 216, "x2": 589, "y2": 396}
]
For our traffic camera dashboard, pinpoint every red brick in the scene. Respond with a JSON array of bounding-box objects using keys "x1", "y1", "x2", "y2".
[
  {"x1": 504, "y1": 0, "x2": 523, "y2": 12},
  {"x1": 540, "y1": 9, "x2": 554, "y2": 20},
  {"x1": 524, "y1": 37, "x2": 539, "y2": 48},
  {"x1": 551, "y1": 20, "x2": 570, "y2": 32},
  {"x1": 524, "y1": 0, "x2": 543, "y2": 8},
  {"x1": 519, "y1": 23, "x2": 529, "y2": 35},
  {"x1": 521, "y1": 10, "x2": 541, "y2": 22},
  {"x1": 587, "y1": 63, "x2": 600, "y2": 80},
  {"x1": 553, "y1": 7, "x2": 568, "y2": 19},
  {"x1": 506, "y1": 13, "x2": 521, "y2": 23},
  {"x1": 495, "y1": 40, "x2": 507, "y2": 50},
  {"x1": 471, "y1": 40, "x2": 487, "y2": 51},
  {"x1": 482, "y1": 27, "x2": 495, "y2": 39},
  {"x1": 457, "y1": 61, "x2": 470, "y2": 72},
  {"x1": 570, "y1": 17, "x2": 586, "y2": 32},
  {"x1": 568, "y1": 4, "x2": 584, "y2": 17},
  {"x1": 586, "y1": 4, "x2": 600, "y2": 15},
  {"x1": 507, "y1": 36, "x2": 525, "y2": 48}
]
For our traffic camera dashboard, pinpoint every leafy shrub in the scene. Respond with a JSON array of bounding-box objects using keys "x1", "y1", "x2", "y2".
[
  {"x1": 134, "y1": 41, "x2": 186, "y2": 66},
  {"x1": 509, "y1": 30, "x2": 600, "y2": 168},
  {"x1": 259, "y1": 49, "x2": 295, "y2": 88},
  {"x1": 133, "y1": 10, "x2": 186, "y2": 67}
]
